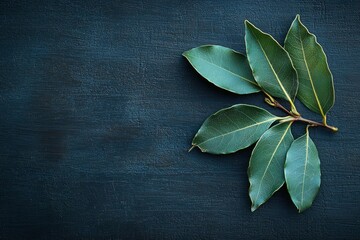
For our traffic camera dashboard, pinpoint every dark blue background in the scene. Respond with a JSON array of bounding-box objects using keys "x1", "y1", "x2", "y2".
[{"x1": 1, "y1": 0, "x2": 359, "y2": 239}]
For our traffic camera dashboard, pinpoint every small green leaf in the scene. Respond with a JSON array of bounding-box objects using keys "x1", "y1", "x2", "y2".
[
  {"x1": 192, "y1": 104, "x2": 279, "y2": 154},
  {"x1": 284, "y1": 127, "x2": 321, "y2": 213},
  {"x1": 244, "y1": 20, "x2": 298, "y2": 112},
  {"x1": 183, "y1": 45, "x2": 260, "y2": 94},
  {"x1": 248, "y1": 122, "x2": 294, "y2": 211},
  {"x1": 284, "y1": 15, "x2": 334, "y2": 122}
]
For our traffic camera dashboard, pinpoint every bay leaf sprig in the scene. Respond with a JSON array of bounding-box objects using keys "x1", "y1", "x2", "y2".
[{"x1": 183, "y1": 15, "x2": 337, "y2": 212}]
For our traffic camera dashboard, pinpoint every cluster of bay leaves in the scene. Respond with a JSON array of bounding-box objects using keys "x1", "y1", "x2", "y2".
[{"x1": 183, "y1": 15, "x2": 335, "y2": 212}]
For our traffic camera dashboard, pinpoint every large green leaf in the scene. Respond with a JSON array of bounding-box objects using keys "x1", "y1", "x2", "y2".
[
  {"x1": 183, "y1": 45, "x2": 260, "y2": 94},
  {"x1": 192, "y1": 104, "x2": 279, "y2": 154},
  {"x1": 248, "y1": 122, "x2": 294, "y2": 211},
  {"x1": 284, "y1": 15, "x2": 334, "y2": 122},
  {"x1": 284, "y1": 127, "x2": 321, "y2": 213},
  {"x1": 245, "y1": 20, "x2": 298, "y2": 113}
]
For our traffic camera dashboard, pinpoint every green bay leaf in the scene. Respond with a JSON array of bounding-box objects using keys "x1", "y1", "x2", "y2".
[
  {"x1": 244, "y1": 21, "x2": 298, "y2": 112},
  {"x1": 284, "y1": 15, "x2": 334, "y2": 122},
  {"x1": 248, "y1": 122, "x2": 294, "y2": 211},
  {"x1": 183, "y1": 45, "x2": 260, "y2": 94},
  {"x1": 284, "y1": 127, "x2": 321, "y2": 213},
  {"x1": 192, "y1": 104, "x2": 279, "y2": 154}
]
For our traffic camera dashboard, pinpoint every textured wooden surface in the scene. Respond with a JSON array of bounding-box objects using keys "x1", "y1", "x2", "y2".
[{"x1": 1, "y1": 1, "x2": 359, "y2": 239}]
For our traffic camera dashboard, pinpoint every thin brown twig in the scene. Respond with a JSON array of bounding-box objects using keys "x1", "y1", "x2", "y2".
[
  {"x1": 295, "y1": 116, "x2": 338, "y2": 131},
  {"x1": 263, "y1": 92, "x2": 338, "y2": 132},
  {"x1": 273, "y1": 101, "x2": 293, "y2": 116}
]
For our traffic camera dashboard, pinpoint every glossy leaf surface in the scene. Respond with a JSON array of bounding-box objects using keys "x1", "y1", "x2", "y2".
[
  {"x1": 192, "y1": 104, "x2": 278, "y2": 154},
  {"x1": 284, "y1": 128, "x2": 321, "y2": 213},
  {"x1": 285, "y1": 15, "x2": 334, "y2": 119},
  {"x1": 245, "y1": 21, "x2": 298, "y2": 110},
  {"x1": 183, "y1": 45, "x2": 260, "y2": 94},
  {"x1": 248, "y1": 122, "x2": 293, "y2": 211}
]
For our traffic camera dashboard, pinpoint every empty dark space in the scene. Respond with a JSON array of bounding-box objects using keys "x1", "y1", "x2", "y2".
[{"x1": 0, "y1": 1, "x2": 359, "y2": 239}]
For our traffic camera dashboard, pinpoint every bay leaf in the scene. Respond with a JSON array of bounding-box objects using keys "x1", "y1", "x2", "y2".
[
  {"x1": 284, "y1": 15, "x2": 334, "y2": 122},
  {"x1": 248, "y1": 122, "x2": 294, "y2": 211},
  {"x1": 183, "y1": 45, "x2": 260, "y2": 94},
  {"x1": 192, "y1": 104, "x2": 279, "y2": 154},
  {"x1": 245, "y1": 20, "x2": 298, "y2": 113},
  {"x1": 284, "y1": 127, "x2": 321, "y2": 213}
]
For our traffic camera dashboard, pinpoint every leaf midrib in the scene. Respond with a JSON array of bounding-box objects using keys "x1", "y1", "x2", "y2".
[
  {"x1": 187, "y1": 55, "x2": 258, "y2": 86},
  {"x1": 196, "y1": 117, "x2": 278, "y2": 147},
  {"x1": 253, "y1": 123, "x2": 292, "y2": 205},
  {"x1": 298, "y1": 25, "x2": 325, "y2": 117},
  {"x1": 248, "y1": 26, "x2": 294, "y2": 103},
  {"x1": 300, "y1": 131, "x2": 310, "y2": 210}
]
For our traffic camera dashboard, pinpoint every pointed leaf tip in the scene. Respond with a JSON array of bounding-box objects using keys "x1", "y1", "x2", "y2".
[{"x1": 188, "y1": 145, "x2": 196, "y2": 152}]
